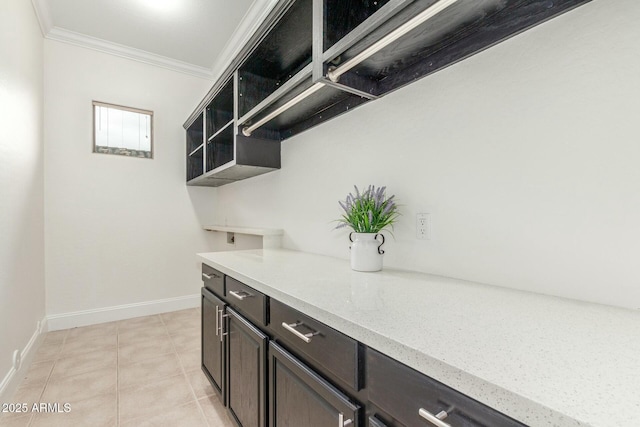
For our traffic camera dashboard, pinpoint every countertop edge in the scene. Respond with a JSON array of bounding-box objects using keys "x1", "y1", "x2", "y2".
[{"x1": 196, "y1": 251, "x2": 591, "y2": 427}]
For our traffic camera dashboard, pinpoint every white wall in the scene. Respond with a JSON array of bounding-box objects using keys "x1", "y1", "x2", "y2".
[
  {"x1": 215, "y1": 0, "x2": 640, "y2": 310},
  {"x1": 44, "y1": 40, "x2": 217, "y2": 323},
  {"x1": 0, "y1": 0, "x2": 46, "y2": 397}
]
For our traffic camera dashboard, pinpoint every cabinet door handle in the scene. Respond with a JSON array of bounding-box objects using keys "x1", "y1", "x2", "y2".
[
  {"x1": 418, "y1": 408, "x2": 451, "y2": 427},
  {"x1": 229, "y1": 290, "x2": 252, "y2": 300},
  {"x1": 216, "y1": 306, "x2": 228, "y2": 342},
  {"x1": 281, "y1": 322, "x2": 317, "y2": 344},
  {"x1": 338, "y1": 413, "x2": 352, "y2": 427},
  {"x1": 215, "y1": 305, "x2": 219, "y2": 336}
]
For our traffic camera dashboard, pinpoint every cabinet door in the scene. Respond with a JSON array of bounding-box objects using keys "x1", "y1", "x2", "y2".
[
  {"x1": 201, "y1": 287, "x2": 226, "y2": 403},
  {"x1": 227, "y1": 308, "x2": 268, "y2": 427},
  {"x1": 269, "y1": 342, "x2": 360, "y2": 427}
]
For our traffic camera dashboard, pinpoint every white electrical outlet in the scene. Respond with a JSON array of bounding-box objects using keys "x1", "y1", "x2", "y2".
[{"x1": 416, "y1": 213, "x2": 431, "y2": 240}]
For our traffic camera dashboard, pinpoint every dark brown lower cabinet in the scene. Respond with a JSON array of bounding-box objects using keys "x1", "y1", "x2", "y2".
[
  {"x1": 367, "y1": 349, "x2": 525, "y2": 427},
  {"x1": 227, "y1": 308, "x2": 268, "y2": 427},
  {"x1": 269, "y1": 342, "x2": 360, "y2": 427},
  {"x1": 201, "y1": 287, "x2": 226, "y2": 403}
]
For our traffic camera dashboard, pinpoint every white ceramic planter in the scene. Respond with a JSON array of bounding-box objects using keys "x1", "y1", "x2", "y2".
[{"x1": 350, "y1": 232, "x2": 385, "y2": 272}]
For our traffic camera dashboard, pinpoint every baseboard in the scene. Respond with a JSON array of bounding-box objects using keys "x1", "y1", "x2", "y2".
[
  {"x1": 0, "y1": 317, "x2": 47, "y2": 403},
  {"x1": 46, "y1": 294, "x2": 200, "y2": 331}
]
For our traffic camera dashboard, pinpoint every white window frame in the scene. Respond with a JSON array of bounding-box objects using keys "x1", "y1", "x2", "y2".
[{"x1": 92, "y1": 101, "x2": 154, "y2": 159}]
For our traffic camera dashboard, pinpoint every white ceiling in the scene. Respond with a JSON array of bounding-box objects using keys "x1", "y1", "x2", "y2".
[{"x1": 32, "y1": 0, "x2": 278, "y2": 78}]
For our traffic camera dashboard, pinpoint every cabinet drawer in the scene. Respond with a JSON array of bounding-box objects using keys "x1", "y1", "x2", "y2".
[
  {"x1": 202, "y1": 264, "x2": 224, "y2": 296},
  {"x1": 367, "y1": 348, "x2": 525, "y2": 427},
  {"x1": 225, "y1": 276, "x2": 267, "y2": 326},
  {"x1": 270, "y1": 298, "x2": 359, "y2": 390}
]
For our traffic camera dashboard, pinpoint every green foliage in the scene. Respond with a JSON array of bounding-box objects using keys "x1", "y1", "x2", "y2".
[{"x1": 336, "y1": 185, "x2": 399, "y2": 233}]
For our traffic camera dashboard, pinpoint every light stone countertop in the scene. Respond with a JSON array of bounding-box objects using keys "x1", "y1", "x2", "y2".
[{"x1": 197, "y1": 249, "x2": 640, "y2": 427}]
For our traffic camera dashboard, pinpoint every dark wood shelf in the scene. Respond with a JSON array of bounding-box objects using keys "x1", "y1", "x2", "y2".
[
  {"x1": 324, "y1": 0, "x2": 590, "y2": 97},
  {"x1": 206, "y1": 124, "x2": 234, "y2": 172},
  {"x1": 242, "y1": 77, "x2": 370, "y2": 141},
  {"x1": 186, "y1": 114, "x2": 204, "y2": 154},
  {"x1": 185, "y1": 0, "x2": 591, "y2": 186},
  {"x1": 323, "y1": 0, "x2": 391, "y2": 51},
  {"x1": 237, "y1": 0, "x2": 313, "y2": 118},
  {"x1": 188, "y1": 132, "x2": 281, "y2": 187},
  {"x1": 187, "y1": 146, "x2": 204, "y2": 181},
  {"x1": 206, "y1": 79, "x2": 234, "y2": 139}
]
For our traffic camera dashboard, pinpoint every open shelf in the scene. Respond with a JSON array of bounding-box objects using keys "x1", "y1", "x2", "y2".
[
  {"x1": 185, "y1": 0, "x2": 589, "y2": 186},
  {"x1": 240, "y1": 78, "x2": 370, "y2": 140},
  {"x1": 237, "y1": 0, "x2": 313, "y2": 118},
  {"x1": 323, "y1": 0, "x2": 391, "y2": 51},
  {"x1": 206, "y1": 123, "x2": 234, "y2": 172},
  {"x1": 187, "y1": 146, "x2": 204, "y2": 181},
  {"x1": 186, "y1": 113, "x2": 204, "y2": 154},
  {"x1": 323, "y1": 0, "x2": 589, "y2": 97},
  {"x1": 206, "y1": 79, "x2": 234, "y2": 139}
]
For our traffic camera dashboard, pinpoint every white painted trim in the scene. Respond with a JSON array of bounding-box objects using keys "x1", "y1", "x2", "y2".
[
  {"x1": 209, "y1": 0, "x2": 280, "y2": 82},
  {"x1": 30, "y1": 0, "x2": 277, "y2": 80},
  {"x1": 46, "y1": 294, "x2": 200, "y2": 331},
  {"x1": 0, "y1": 317, "x2": 47, "y2": 403},
  {"x1": 31, "y1": 0, "x2": 53, "y2": 36},
  {"x1": 45, "y1": 27, "x2": 214, "y2": 79}
]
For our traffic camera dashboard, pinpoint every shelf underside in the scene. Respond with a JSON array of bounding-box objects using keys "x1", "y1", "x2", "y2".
[
  {"x1": 242, "y1": 78, "x2": 370, "y2": 140},
  {"x1": 329, "y1": 0, "x2": 590, "y2": 97},
  {"x1": 187, "y1": 165, "x2": 279, "y2": 187}
]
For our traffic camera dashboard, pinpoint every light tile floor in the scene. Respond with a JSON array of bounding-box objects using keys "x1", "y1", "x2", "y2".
[{"x1": 0, "y1": 308, "x2": 234, "y2": 427}]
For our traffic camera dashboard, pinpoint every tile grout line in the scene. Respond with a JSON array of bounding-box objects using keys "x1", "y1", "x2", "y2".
[
  {"x1": 160, "y1": 311, "x2": 210, "y2": 427},
  {"x1": 27, "y1": 328, "x2": 69, "y2": 427},
  {"x1": 17, "y1": 312, "x2": 208, "y2": 427}
]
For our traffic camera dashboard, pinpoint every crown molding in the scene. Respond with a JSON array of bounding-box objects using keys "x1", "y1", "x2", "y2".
[
  {"x1": 29, "y1": 0, "x2": 278, "y2": 80},
  {"x1": 31, "y1": 0, "x2": 53, "y2": 36},
  {"x1": 209, "y1": 0, "x2": 280, "y2": 82},
  {"x1": 46, "y1": 27, "x2": 215, "y2": 79}
]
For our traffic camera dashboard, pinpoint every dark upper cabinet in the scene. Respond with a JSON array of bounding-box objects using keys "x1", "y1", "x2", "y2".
[
  {"x1": 185, "y1": 0, "x2": 590, "y2": 186},
  {"x1": 237, "y1": 0, "x2": 313, "y2": 120},
  {"x1": 201, "y1": 287, "x2": 227, "y2": 403},
  {"x1": 227, "y1": 308, "x2": 268, "y2": 427},
  {"x1": 323, "y1": 0, "x2": 591, "y2": 98},
  {"x1": 185, "y1": 75, "x2": 281, "y2": 187}
]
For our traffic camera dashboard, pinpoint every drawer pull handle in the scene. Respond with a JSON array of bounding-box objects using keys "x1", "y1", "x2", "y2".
[
  {"x1": 338, "y1": 413, "x2": 352, "y2": 426},
  {"x1": 418, "y1": 408, "x2": 451, "y2": 427},
  {"x1": 229, "y1": 290, "x2": 252, "y2": 300},
  {"x1": 202, "y1": 273, "x2": 213, "y2": 280},
  {"x1": 281, "y1": 321, "x2": 317, "y2": 343}
]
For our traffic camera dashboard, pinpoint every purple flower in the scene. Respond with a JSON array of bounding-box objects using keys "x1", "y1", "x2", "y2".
[
  {"x1": 381, "y1": 200, "x2": 395, "y2": 216},
  {"x1": 335, "y1": 185, "x2": 399, "y2": 233}
]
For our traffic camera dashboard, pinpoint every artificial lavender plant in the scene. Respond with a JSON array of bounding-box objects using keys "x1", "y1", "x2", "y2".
[{"x1": 336, "y1": 185, "x2": 399, "y2": 233}]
